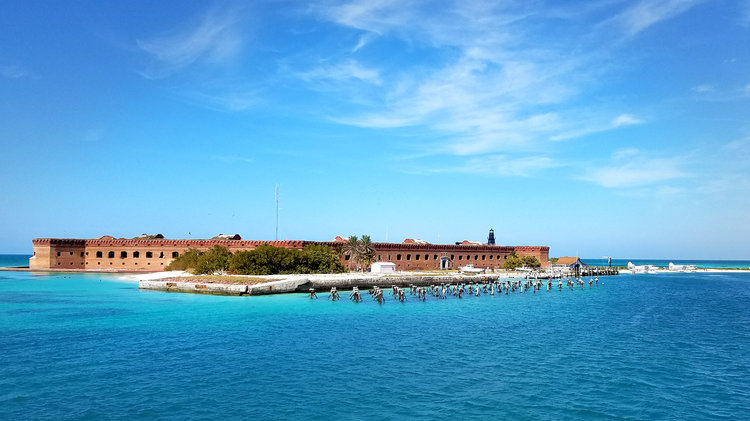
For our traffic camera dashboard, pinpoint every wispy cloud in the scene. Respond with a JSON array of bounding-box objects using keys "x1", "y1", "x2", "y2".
[
  {"x1": 453, "y1": 154, "x2": 557, "y2": 177},
  {"x1": 401, "y1": 153, "x2": 557, "y2": 178},
  {"x1": 581, "y1": 149, "x2": 688, "y2": 188},
  {"x1": 742, "y1": 0, "x2": 750, "y2": 26},
  {"x1": 298, "y1": 60, "x2": 381, "y2": 85},
  {"x1": 352, "y1": 33, "x2": 374, "y2": 52},
  {"x1": 137, "y1": 7, "x2": 243, "y2": 78},
  {"x1": 691, "y1": 82, "x2": 750, "y2": 101},
  {"x1": 606, "y1": 0, "x2": 704, "y2": 37},
  {"x1": 692, "y1": 84, "x2": 715, "y2": 94},
  {"x1": 180, "y1": 85, "x2": 259, "y2": 112},
  {"x1": 304, "y1": 1, "x2": 670, "y2": 161},
  {"x1": 211, "y1": 155, "x2": 253, "y2": 164},
  {"x1": 1, "y1": 64, "x2": 31, "y2": 79},
  {"x1": 612, "y1": 114, "x2": 643, "y2": 127},
  {"x1": 550, "y1": 113, "x2": 644, "y2": 141}
]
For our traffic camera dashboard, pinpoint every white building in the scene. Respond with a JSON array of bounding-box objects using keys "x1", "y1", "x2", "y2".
[{"x1": 371, "y1": 262, "x2": 396, "y2": 273}]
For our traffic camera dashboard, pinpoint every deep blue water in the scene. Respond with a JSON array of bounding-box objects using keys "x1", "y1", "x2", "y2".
[
  {"x1": 1, "y1": 269, "x2": 749, "y2": 420},
  {"x1": 0, "y1": 254, "x2": 31, "y2": 268}
]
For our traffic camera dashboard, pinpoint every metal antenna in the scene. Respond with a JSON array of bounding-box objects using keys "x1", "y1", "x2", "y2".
[{"x1": 275, "y1": 184, "x2": 280, "y2": 241}]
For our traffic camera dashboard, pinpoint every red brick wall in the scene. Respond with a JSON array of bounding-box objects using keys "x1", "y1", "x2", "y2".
[{"x1": 31, "y1": 238, "x2": 550, "y2": 272}]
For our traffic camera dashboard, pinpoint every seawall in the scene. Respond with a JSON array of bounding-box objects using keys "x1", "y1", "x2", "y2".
[{"x1": 141, "y1": 274, "x2": 510, "y2": 296}]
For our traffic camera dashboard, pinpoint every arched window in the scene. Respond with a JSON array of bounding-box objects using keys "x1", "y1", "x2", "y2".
[
  {"x1": 397, "y1": 254, "x2": 402, "y2": 260},
  {"x1": 108, "y1": 251, "x2": 115, "y2": 258},
  {"x1": 406, "y1": 254, "x2": 411, "y2": 260},
  {"x1": 415, "y1": 254, "x2": 420, "y2": 260},
  {"x1": 482, "y1": 255, "x2": 486, "y2": 260},
  {"x1": 172, "y1": 252, "x2": 179, "y2": 258},
  {"x1": 159, "y1": 251, "x2": 164, "y2": 258},
  {"x1": 133, "y1": 251, "x2": 140, "y2": 258},
  {"x1": 96, "y1": 251, "x2": 103, "y2": 258},
  {"x1": 146, "y1": 251, "x2": 153, "y2": 258},
  {"x1": 120, "y1": 251, "x2": 127, "y2": 258}
]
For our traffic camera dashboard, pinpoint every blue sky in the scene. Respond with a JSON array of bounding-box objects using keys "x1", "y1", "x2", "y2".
[{"x1": 1, "y1": 0, "x2": 749, "y2": 259}]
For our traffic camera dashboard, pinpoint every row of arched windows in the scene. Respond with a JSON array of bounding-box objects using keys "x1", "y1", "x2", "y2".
[{"x1": 93, "y1": 251, "x2": 179, "y2": 259}]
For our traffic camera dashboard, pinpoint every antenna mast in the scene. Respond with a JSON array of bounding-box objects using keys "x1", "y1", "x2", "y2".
[{"x1": 275, "y1": 184, "x2": 280, "y2": 241}]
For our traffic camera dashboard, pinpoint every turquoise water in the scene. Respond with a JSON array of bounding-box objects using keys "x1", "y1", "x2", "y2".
[{"x1": 1, "y1": 268, "x2": 749, "y2": 419}]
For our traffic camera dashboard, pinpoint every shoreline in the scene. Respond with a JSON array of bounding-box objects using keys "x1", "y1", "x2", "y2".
[{"x1": 133, "y1": 270, "x2": 558, "y2": 296}]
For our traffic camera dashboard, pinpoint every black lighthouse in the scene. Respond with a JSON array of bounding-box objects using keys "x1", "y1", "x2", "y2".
[{"x1": 487, "y1": 229, "x2": 496, "y2": 245}]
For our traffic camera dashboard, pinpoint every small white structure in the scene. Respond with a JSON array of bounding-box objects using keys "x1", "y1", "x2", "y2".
[
  {"x1": 459, "y1": 264, "x2": 485, "y2": 274},
  {"x1": 371, "y1": 262, "x2": 396, "y2": 274},
  {"x1": 668, "y1": 262, "x2": 697, "y2": 271}
]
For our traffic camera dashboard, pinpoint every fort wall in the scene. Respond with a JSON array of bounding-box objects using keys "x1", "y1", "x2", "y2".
[{"x1": 30, "y1": 238, "x2": 550, "y2": 272}]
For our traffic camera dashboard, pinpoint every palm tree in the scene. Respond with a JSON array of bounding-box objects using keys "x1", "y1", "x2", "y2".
[
  {"x1": 359, "y1": 235, "x2": 375, "y2": 271},
  {"x1": 341, "y1": 235, "x2": 375, "y2": 271},
  {"x1": 342, "y1": 235, "x2": 360, "y2": 270}
]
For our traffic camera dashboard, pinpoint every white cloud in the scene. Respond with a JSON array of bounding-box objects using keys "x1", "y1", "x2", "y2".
[
  {"x1": 607, "y1": 0, "x2": 704, "y2": 37},
  {"x1": 454, "y1": 154, "x2": 557, "y2": 177},
  {"x1": 211, "y1": 155, "x2": 254, "y2": 164},
  {"x1": 692, "y1": 84, "x2": 715, "y2": 94},
  {"x1": 1, "y1": 64, "x2": 28, "y2": 79},
  {"x1": 298, "y1": 60, "x2": 381, "y2": 85},
  {"x1": 612, "y1": 113, "x2": 643, "y2": 127},
  {"x1": 137, "y1": 8, "x2": 243, "y2": 78},
  {"x1": 182, "y1": 88, "x2": 258, "y2": 112},
  {"x1": 305, "y1": 2, "x2": 671, "y2": 158},
  {"x1": 352, "y1": 33, "x2": 374, "y2": 52},
  {"x1": 550, "y1": 113, "x2": 643, "y2": 141},
  {"x1": 581, "y1": 150, "x2": 688, "y2": 188}
]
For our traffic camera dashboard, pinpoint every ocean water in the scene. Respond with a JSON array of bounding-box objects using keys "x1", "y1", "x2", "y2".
[
  {"x1": 584, "y1": 258, "x2": 750, "y2": 269},
  {"x1": 0, "y1": 254, "x2": 31, "y2": 268},
  {"x1": 1, "y1": 267, "x2": 750, "y2": 419}
]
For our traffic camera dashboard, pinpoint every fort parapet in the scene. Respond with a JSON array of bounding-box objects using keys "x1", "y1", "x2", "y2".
[{"x1": 29, "y1": 237, "x2": 550, "y2": 272}]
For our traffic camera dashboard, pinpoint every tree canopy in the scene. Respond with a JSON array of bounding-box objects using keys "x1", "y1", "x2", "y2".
[
  {"x1": 502, "y1": 251, "x2": 541, "y2": 269},
  {"x1": 342, "y1": 235, "x2": 375, "y2": 271},
  {"x1": 167, "y1": 244, "x2": 345, "y2": 275}
]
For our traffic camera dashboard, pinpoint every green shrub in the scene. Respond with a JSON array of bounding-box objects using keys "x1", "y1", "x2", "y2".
[
  {"x1": 165, "y1": 248, "x2": 202, "y2": 272},
  {"x1": 521, "y1": 256, "x2": 541, "y2": 268},
  {"x1": 298, "y1": 244, "x2": 346, "y2": 274},
  {"x1": 227, "y1": 244, "x2": 344, "y2": 275},
  {"x1": 194, "y1": 245, "x2": 232, "y2": 275}
]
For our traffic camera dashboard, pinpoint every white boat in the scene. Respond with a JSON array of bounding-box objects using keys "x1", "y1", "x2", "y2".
[
  {"x1": 668, "y1": 262, "x2": 697, "y2": 272},
  {"x1": 627, "y1": 262, "x2": 660, "y2": 274},
  {"x1": 459, "y1": 264, "x2": 485, "y2": 274}
]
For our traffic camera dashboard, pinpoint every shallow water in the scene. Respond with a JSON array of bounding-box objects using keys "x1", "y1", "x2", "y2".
[{"x1": 1, "y1": 269, "x2": 749, "y2": 420}]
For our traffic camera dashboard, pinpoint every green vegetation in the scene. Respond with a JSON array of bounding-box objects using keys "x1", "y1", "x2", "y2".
[
  {"x1": 167, "y1": 244, "x2": 346, "y2": 275},
  {"x1": 195, "y1": 245, "x2": 232, "y2": 275},
  {"x1": 502, "y1": 251, "x2": 541, "y2": 269},
  {"x1": 165, "y1": 248, "x2": 201, "y2": 271},
  {"x1": 341, "y1": 235, "x2": 375, "y2": 271},
  {"x1": 549, "y1": 257, "x2": 559, "y2": 264}
]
